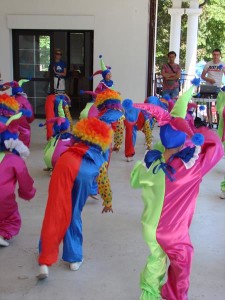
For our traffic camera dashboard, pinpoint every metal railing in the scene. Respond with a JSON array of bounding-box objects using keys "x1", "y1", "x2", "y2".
[{"x1": 154, "y1": 73, "x2": 196, "y2": 96}]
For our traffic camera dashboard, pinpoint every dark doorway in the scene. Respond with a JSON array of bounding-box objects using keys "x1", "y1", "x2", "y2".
[{"x1": 12, "y1": 29, "x2": 94, "y2": 118}]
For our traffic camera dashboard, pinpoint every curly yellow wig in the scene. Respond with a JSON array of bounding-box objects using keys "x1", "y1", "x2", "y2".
[{"x1": 73, "y1": 118, "x2": 113, "y2": 151}]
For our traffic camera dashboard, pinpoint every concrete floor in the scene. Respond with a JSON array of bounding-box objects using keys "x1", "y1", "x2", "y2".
[{"x1": 1, "y1": 120, "x2": 225, "y2": 300}]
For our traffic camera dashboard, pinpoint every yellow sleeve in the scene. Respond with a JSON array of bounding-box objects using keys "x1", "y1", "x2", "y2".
[
  {"x1": 64, "y1": 105, "x2": 73, "y2": 131},
  {"x1": 113, "y1": 116, "x2": 125, "y2": 150},
  {"x1": 143, "y1": 119, "x2": 155, "y2": 150},
  {"x1": 97, "y1": 162, "x2": 112, "y2": 207}
]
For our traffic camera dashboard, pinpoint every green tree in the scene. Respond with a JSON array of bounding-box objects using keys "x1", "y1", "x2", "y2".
[
  {"x1": 155, "y1": 0, "x2": 171, "y2": 72},
  {"x1": 156, "y1": 0, "x2": 188, "y2": 71},
  {"x1": 156, "y1": 0, "x2": 225, "y2": 71},
  {"x1": 198, "y1": 0, "x2": 225, "y2": 61},
  {"x1": 39, "y1": 36, "x2": 50, "y2": 71}
]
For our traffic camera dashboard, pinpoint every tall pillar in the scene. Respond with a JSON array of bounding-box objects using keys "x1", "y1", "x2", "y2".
[
  {"x1": 185, "y1": 8, "x2": 202, "y2": 81},
  {"x1": 168, "y1": 8, "x2": 184, "y2": 64}
]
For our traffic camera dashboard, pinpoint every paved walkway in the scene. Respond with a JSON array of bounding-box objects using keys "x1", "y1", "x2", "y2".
[{"x1": 1, "y1": 120, "x2": 225, "y2": 300}]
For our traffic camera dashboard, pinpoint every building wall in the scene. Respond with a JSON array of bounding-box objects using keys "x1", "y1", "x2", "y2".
[{"x1": 0, "y1": 0, "x2": 149, "y2": 101}]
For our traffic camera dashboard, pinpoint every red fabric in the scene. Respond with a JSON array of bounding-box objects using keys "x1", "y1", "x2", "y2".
[
  {"x1": 124, "y1": 119, "x2": 135, "y2": 157},
  {"x1": 136, "y1": 111, "x2": 145, "y2": 131}
]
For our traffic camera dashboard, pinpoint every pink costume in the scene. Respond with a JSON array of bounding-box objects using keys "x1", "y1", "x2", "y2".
[
  {"x1": 158, "y1": 127, "x2": 223, "y2": 299},
  {"x1": 15, "y1": 94, "x2": 34, "y2": 147},
  {"x1": 4, "y1": 80, "x2": 35, "y2": 147},
  {"x1": 0, "y1": 153, "x2": 36, "y2": 239},
  {"x1": 79, "y1": 53, "x2": 114, "y2": 120},
  {"x1": 92, "y1": 55, "x2": 114, "y2": 94},
  {"x1": 94, "y1": 80, "x2": 114, "y2": 94},
  {"x1": 0, "y1": 93, "x2": 36, "y2": 242}
]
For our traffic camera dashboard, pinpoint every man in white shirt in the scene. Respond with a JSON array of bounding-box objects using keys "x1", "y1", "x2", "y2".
[
  {"x1": 201, "y1": 49, "x2": 225, "y2": 128},
  {"x1": 201, "y1": 49, "x2": 225, "y2": 87}
]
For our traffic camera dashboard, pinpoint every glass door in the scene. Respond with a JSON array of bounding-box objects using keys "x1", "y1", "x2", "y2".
[
  {"x1": 13, "y1": 29, "x2": 93, "y2": 118},
  {"x1": 13, "y1": 30, "x2": 52, "y2": 117},
  {"x1": 67, "y1": 31, "x2": 93, "y2": 117}
]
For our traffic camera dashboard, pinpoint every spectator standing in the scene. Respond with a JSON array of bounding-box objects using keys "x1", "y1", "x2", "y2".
[
  {"x1": 49, "y1": 49, "x2": 67, "y2": 94},
  {"x1": 161, "y1": 51, "x2": 181, "y2": 99},
  {"x1": 201, "y1": 48, "x2": 225, "y2": 87}
]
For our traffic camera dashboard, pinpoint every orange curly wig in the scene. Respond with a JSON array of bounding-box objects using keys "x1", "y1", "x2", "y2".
[{"x1": 73, "y1": 118, "x2": 113, "y2": 151}]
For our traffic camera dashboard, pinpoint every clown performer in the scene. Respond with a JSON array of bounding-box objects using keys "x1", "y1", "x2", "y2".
[
  {"x1": 4, "y1": 80, "x2": 35, "y2": 148},
  {"x1": 37, "y1": 118, "x2": 113, "y2": 279},
  {"x1": 93, "y1": 55, "x2": 114, "y2": 93},
  {"x1": 94, "y1": 89, "x2": 125, "y2": 154},
  {"x1": 39, "y1": 99, "x2": 76, "y2": 173},
  {"x1": 123, "y1": 96, "x2": 170, "y2": 162},
  {"x1": 81, "y1": 88, "x2": 124, "y2": 199},
  {"x1": 122, "y1": 99, "x2": 141, "y2": 162},
  {"x1": 79, "y1": 90, "x2": 99, "y2": 120},
  {"x1": 0, "y1": 94, "x2": 36, "y2": 247},
  {"x1": 132, "y1": 106, "x2": 156, "y2": 151},
  {"x1": 215, "y1": 86, "x2": 225, "y2": 198},
  {"x1": 130, "y1": 79, "x2": 223, "y2": 300},
  {"x1": 44, "y1": 93, "x2": 72, "y2": 141},
  {"x1": 145, "y1": 95, "x2": 169, "y2": 111},
  {"x1": 79, "y1": 55, "x2": 114, "y2": 120},
  {"x1": 157, "y1": 93, "x2": 177, "y2": 112}
]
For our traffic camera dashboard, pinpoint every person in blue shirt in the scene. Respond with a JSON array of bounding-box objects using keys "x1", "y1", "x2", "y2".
[{"x1": 49, "y1": 49, "x2": 67, "y2": 94}]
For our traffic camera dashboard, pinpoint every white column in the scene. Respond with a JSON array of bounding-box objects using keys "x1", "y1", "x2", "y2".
[
  {"x1": 185, "y1": 8, "x2": 202, "y2": 82},
  {"x1": 168, "y1": 8, "x2": 184, "y2": 64}
]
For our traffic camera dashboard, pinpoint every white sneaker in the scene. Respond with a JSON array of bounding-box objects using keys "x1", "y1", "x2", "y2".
[
  {"x1": 0, "y1": 236, "x2": 9, "y2": 247},
  {"x1": 70, "y1": 260, "x2": 83, "y2": 271},
  {"x1": 126, "y1": 157, "x2": 133, "y2": 162},
  {"x1": 220, "y1": 191, "x2": 225, "y2": 199},
  {"x1": 37, "y1": 265, "x2": 49, "y2": 280}
]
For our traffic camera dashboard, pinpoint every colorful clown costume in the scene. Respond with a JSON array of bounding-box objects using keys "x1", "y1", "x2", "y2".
[
  {"x1": 43, "y1": 132, "x2": 76, "y2": 170},
  {"x1": 38, "y1": 118, "x2": 113, "y2": 278},
  {"x1": 45, "y1": 94, "x2": 72, "y2": 140},
  {"x1": 122, "y1": 99, "x2": 140, "y2": 159},
  {"x1": 130, "y1": 79, "x2": 224, "y2": 300},
  {"x1": 0, "y1": 94, "x2": 36, "y2": 244},
  {"x1": 215, "y1": 88, "x2": 225, "y2": 198},
  {"x1": 95, "y1": 89, "x2": 125, "y2": 153},
  {"x1": 6, "y1": 80, "x2": 35, "y2": 148},
  {"x1": 40, "y1": 99, "x2": 76, "y2": 171},
  {"x1": 39, "y1": 143, "x2": 112, "y2": 265},
  {"x1": 0, "y1": 152, "x2": 36, "y2": 240},
  {"x1": 131, "y1": 126, "x2": 223, "y2": 300},
  {"x1": 82, "y1": 89, "x2": 123, "y2": 196},
  {"x1": 131, "y1": 102, "x2": 157, "y2": 151},
  {"x1": 79, "y1": 55, "x2": 114, "y2": 120},
  {"x1": 14, "y1": 93, "x2": 34, "y2": 148},
  {"x1": 92, "y1": 55, "x2": 114, "y2": 93},
  {"x1": 216, "y1": 88, "x2": 225, "y2": 147}
]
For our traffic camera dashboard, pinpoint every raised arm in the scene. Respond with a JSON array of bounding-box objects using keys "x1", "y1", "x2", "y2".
[{"x1": 196, "y1": 126, "x2": 223, "y2": 176}]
